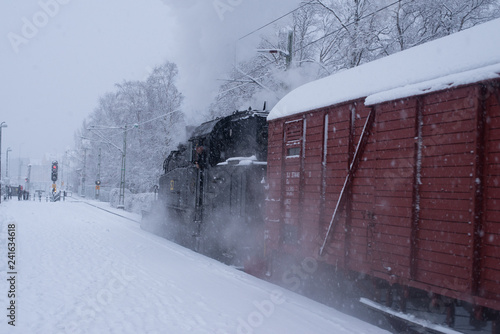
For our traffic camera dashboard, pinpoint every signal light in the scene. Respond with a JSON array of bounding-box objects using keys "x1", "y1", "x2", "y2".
[{"x1": 51, "y1": 161, "x2": 58, "y2": 182}]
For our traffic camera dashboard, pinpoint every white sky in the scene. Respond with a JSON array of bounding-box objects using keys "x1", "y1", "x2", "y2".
[{"x1": 0, "y1": 0, "x2": 301, "y2": 161}]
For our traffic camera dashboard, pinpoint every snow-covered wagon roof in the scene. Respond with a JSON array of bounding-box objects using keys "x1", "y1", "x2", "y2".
[{"x1": 268, "y1": 18, "x2": 500, "y2": 121}]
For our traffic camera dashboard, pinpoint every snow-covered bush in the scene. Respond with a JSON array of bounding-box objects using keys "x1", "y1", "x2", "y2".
[{"x1": 109, "y1": 188, "x2": 156, "y2": 214}]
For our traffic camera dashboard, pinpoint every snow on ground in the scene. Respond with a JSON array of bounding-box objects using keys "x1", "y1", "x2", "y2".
[{"x1": 0, "y1": 198, "x2": 390, "y2": 334}]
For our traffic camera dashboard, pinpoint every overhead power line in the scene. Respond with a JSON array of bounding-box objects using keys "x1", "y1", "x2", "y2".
[{"x1": 238, "y1": 0, "x2": 316, "y2": 41}]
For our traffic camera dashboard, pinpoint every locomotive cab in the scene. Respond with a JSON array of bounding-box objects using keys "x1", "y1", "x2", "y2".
[{"x1": 188, "y1": 110, "x2": 268, "y2": 168}]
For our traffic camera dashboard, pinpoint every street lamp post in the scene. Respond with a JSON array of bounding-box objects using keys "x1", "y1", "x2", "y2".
[
  {"x1": 0, "y1": 122, "x2": 8, "y2": 203},
  {"x1": 81, "y1": 148, "x2": 87, "y2": 197},
  {"x1": 6, "y1": 147, "x2": 11, "y2": 179},
  {"x1": 96, "y1": 147, "x2": 101, "y2": 200},
  {"x1": 118, "y1": 125, "x2": 127, "y2": 209}
]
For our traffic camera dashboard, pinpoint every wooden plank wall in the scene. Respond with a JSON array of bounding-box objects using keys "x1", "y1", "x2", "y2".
[
  {"x1": 415, "y1": 86, "x2": 477, "y2": 293},
  {"x1": 265, "y1": 121, "x2": 284, "y2": 252},
  {"x1": 320, "y1": 104, "x2": 351, "y2": 267},
  {"x1": 480, "y1": 85, "x2": 500, "y2": 302},
  {"x1": 281, "y1": 118, "x2": 304, "y2": 254},
  {"x1": 370, "y1": 99, "x2": 417, "y2": 280},
  {"x1": 346, "y1": 103, "x2": 375, "y2": 273},
  {"x1": 301, "y1": 112, "x2": 326, "y2": 256}
]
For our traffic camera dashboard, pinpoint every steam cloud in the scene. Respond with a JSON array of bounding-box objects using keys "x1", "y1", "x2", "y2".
[{"x1": 156, "y1": 0, "x2": 302, "y2": 122}]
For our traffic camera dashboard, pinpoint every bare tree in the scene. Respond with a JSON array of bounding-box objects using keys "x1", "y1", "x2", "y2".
[{"x1": 210, "y1": 0, "x2": 500, "y2": 119}]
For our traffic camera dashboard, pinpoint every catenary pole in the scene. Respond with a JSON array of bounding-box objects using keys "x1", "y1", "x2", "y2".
[{"x1": 0, "y1": 122, "x2": 7, "y2": 203}]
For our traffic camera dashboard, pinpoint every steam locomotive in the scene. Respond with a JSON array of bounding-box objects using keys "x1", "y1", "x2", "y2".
[{"x1": 141, "y1": 109, "x2": 268, "y2": 268}]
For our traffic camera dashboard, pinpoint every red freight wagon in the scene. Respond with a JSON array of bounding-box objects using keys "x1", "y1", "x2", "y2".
[{"x1": 265, "y1": 18, "x2": 500, "y2": 331}]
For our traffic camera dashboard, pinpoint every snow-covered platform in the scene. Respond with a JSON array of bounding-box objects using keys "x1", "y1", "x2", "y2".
[{"x1": 0, "y1": 199, "x2": 389, "y2": 334}]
